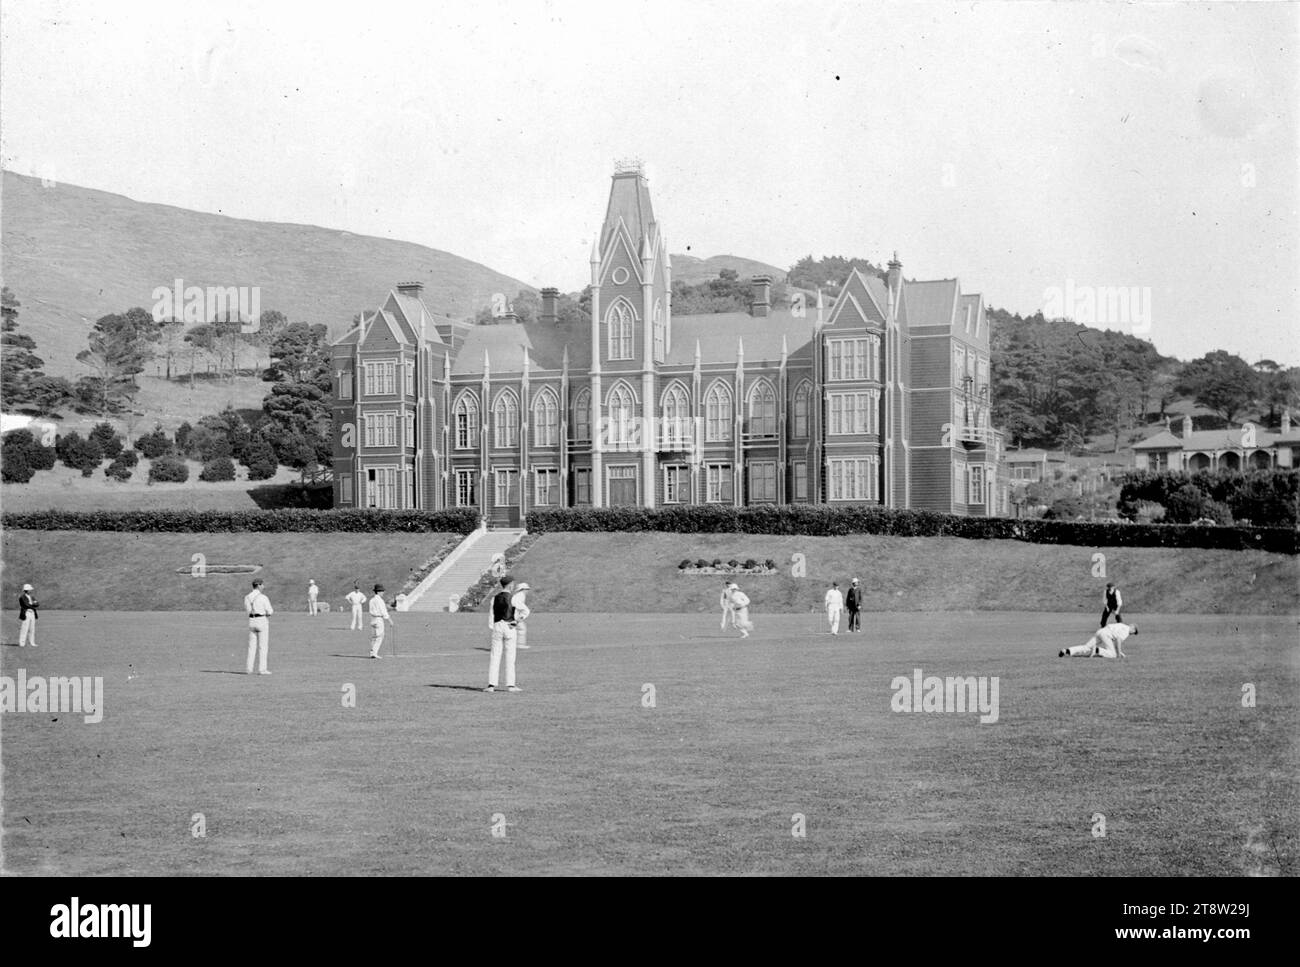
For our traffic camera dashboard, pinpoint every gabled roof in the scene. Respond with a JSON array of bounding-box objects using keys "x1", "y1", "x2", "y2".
[
  {"x1": 388, "y1": 291, "x2": 445, "y2": 345},
  {"x1": 900, "y1": 279, "x2": 960, "y2": 329},
  {"x1": 1132, "y1": 430, "x2": 1183, "y2": 450}
]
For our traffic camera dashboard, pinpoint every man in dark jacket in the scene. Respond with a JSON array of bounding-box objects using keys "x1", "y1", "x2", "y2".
[
  {"x1": 1100, "y1": 583, "x2": 1123, "y2": 628},
  {"x1": 18, "y1": 583, "x2": 39, "y2": 648},
  {"x1": 845, "y1": 578, "x2": 863, "y2": 633},
  {"x1": 485, "y1": 575, "x2": 521, "y2": 692}
]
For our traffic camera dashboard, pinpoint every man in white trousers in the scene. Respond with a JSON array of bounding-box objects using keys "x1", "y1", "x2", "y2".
[
  {"x1": 345, "y1": 583, "x2": 366, "y2": 631},
  {"x1": 824, "y1": 581, "x2": 844, "y2": 635},
  {"x1": 1059, "y1": 622, "x2": 1138, "y2": 658},
  {"x1": 243, "y1": 579, "x2": 274, "y2": 675},
  {"x1": 719, "y1": 580, "x2": 735, "y2": 631},
  {"x1": 729, "y1": 583, "x2": 753, "y2": 639},
  {"x1": 368, "y1": 583, "x2": 393, "y2": 658},
  {"x1": 485, "y1": 575, "x2": 521, "y2": 692},
  {"x1": 18, "y1": 583, "x2": 40, "y2": 647},
  {"x1": 308, "y1": 580, "x2": 320, "y2": 615}
]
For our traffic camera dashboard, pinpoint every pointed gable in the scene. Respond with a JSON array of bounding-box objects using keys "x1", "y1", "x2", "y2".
[
  {"x1": 827, "y1": 268, "x2": 889, "y2": 330},
  {"x1": 900, "y1": 279, "x2": 960, "y2": 330}
]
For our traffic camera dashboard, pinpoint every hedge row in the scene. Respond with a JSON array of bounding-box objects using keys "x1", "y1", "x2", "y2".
[
  {"x1": 525, "y1": 506, "x2": 1299, "y2": 554},
  {"x1": 1, "y1": 507, "x2": 482, "y2": 534}
]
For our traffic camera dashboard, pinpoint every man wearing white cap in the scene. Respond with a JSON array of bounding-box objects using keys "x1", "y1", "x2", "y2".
[
  {"x1": 308, "y1": 580, "x2": 319, "y2": 615},
  {"x1": 368, "y1": 583, "x2": 393, "y2": 658},
  {"x1": 719, "y1": 579, "x2": 735, "y2": 631},
  {"x1": 1059, "y1": 622, "x2": 1138, "y2": 659},
  {"x1": 18, "y1": 583, "x2": 39, "y2": 648}
]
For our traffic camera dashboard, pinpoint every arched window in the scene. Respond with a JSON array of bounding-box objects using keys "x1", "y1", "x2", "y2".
[
  {"x1": 793, "y1": 382, "x2": 811, "y2": 438},
  {"x1": 493, "y1": 390, "x2": 519, "y2": 448},
  {"x1": 705, "y1": 382, "x2": 732, "y2": 442},
  {"x1": 453, "y1": 393, "x2": 479, "y2": 450},
  {"x1": 607, "y1": 382, "x2": 636, "y2": 445},
  {"x1": 662, "y1": 383, "x2": 689, "y2": 447},
  {"x1": 532, "y1": 388, "x2": 558, "y2": 447},
  {"x1": 607, "y1": 301, "x2": 634, "y2": 360},
  {"x1": 747, "y1": 380, "x2": 776, "y2": 437},
  {"x1": 572, "y1": 389, "x2": 591, "y2": 441},
  {"x1": 652, "y1": 300, "x2": 664, "y2": 362}
]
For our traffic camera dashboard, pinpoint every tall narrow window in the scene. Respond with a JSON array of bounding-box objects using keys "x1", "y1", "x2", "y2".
[
  {"x1": 493, "y1": 392, "x2": 519, "y2": 448},
  {"x1": 607, "y1": 383, "x2": 635, "y2": 445},
  {"x1": 705, "y1": 383, "x2": 732, "y2": 442},
  {"x1": 662, "y1": 384, "x2": 689, "y2": 447},
  {"x1": 532, "y1": 389, "x2": 558, "y2": 447},
  {"x1": 793, "y1": 382, "x2": 810, "y2": 437},
  {"x1": 652, "y1": 300, "x2": 664, "y2": 362},
  {"x1": 454, "y1": 394, "x2": 479, "y2": 450},
  {"x1": 573, "y1": 389, "x2": 591, "y2": 441},
  {"x1": 607, "y1": 301, "x2": 634, "y2": 360},
  {"x1": 747, "y1": 381, "x2": 776, "y2": 436}
]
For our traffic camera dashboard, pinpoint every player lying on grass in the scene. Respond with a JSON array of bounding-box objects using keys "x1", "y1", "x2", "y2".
[{"x1": 1059, "y1": 622, "x2": 1138, "y2": 658}]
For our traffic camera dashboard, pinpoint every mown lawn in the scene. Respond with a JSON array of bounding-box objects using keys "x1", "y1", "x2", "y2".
[
  {"x1": 1, "y1": 609, "x2": 1295, "y2": 875},
  {"x1": 0, "y1": 532, "x2": 459, "y2": 612},
  {"x1": 511, "y1": 533, "x2": 1299, "y2": 616}
]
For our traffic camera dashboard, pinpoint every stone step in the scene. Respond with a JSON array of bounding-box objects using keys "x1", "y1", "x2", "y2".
[{"x1": 403, "y1": 527, "x2": 527, "y2": 612}]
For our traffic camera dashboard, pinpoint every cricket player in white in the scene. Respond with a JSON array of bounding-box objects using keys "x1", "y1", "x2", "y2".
[
  {"x1": 824, "y1": 581, "x2": 843, "y2": 635},
  {"x1": 308, "y1": 580, "x2": 319, "y2": 615},
  {"x1": 244, "y1": 579, "x2": 274, "y2": 675},
  {"x1": 719, "y1": 580, "x2": 735, "y2": 630},
  {"x1": 1060, "y1": 622, "x2": 1138, "y2": 658},
  {"x1": 368, "y1": 583, "x2": 393, "y2": 658},
  {"x1": 729, "y1": 583, "x2": 753, "y2": 639},
  {"x1": 345, "y1": 584, "x2": 366, "y2": 630}
]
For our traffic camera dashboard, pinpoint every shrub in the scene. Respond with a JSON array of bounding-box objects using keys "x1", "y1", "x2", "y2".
[
  {"x1": 1, "y1": 447, "x2": 34, "y2": 483},
  {"x1": 764, "y1": 558, "x2": 777, "y2": 569},
  {"x1": 241, "y1": 436, "x2": 279, "y2": 481},
  {"x1": 1134, "y1": 500, "x2": 1165, "y2": 523},
  {"x1": 105, "y1": 459, "x2": 132, "y2": 482},
  {"x1": 148, "y1": 455, "x2": 190, "y2": 483},
  {"x1": 174, "y1": 421, "x2": 194, "y2": 454},
  {"x1": 135, "y1": 425, "x2": 172, "y2": 460},
  {"x1": 2, "y1": 429, "x2": 55, "y2": 474},
  {"x1": 188, "y1": 425, "x2": 233, "y2": 462},
  {"x1": 695, "y1": 558, "x2": 709, "y2": 568},
  {"x1": 1119, "y1": 469, "x2": 1298, "y2": 527},
  {"x1": 199, "y1": 456, "x2": 237, "y2": 482},
  {"x1": 58, "y1": 432, "x2": 102, "y2": 476},
  {"x1": 744, "y1": 558, "x2": 758, "y2": 568},
  {"x1": 679, "y1": 559, "x2": 692, "y2": 569},
  {"x1": 1165, "y1": 484, "x2": 1209, "y2": 525},
  {"x1": 712, "y1": 558, "x2": 723, "y2": 567},
  {"x1": 116, "y1": 449, "x2": 140, "y2": 468},
  {"x1": 89, "y1": 422, "x2": 124, "y2": 459},
  {"x1": 727, "y1": 558, "x2": 740, "y2": 568},
  {"x1": 0, "y1": 507, "x2": 481, "y2": 534}
]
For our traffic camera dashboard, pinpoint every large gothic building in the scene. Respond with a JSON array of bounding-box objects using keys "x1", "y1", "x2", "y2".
[{"x1": 329, "y1": 163, "x2": 1006, "y2": 523}]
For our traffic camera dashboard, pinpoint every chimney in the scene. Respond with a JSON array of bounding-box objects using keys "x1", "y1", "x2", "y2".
[
  {"x1": 540, "y1": 287, "x2": 559, "y2": 325},
  {"x1": 396, "y1": 281, "x2": 424, "y2": 297},
  {"x1": 887, "y1": 252, "x2": 902, "y2": 297},
  {"x1": 1182, "y1": 414, "x2": 1193, "y2": 438},
  {"x1": 1283, "y1": 411, "x2": 1292, "y2": 434},
  {"x1": 749, "y1": 275, "x2": 772, "y2": 317}
]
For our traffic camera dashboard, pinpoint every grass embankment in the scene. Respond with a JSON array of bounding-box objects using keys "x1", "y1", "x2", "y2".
[
  {"x1": 509, "y1": 533, "x2": 1299, "y2": 616},
  {"x1": 0, "y1": 531, "x2": 459, "y2": 612}
]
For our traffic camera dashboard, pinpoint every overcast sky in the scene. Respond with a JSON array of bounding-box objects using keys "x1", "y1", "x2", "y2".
[{"x1": 2, "y1": 0, "x2": 1296, "y2": 364}]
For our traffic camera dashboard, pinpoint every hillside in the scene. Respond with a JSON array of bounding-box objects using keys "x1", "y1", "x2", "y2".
[
  {"x1": 668, "y1": 252, "x2": 785, "y2": 287},
  {"x1": 0, "y1": 170, "x2": 532, "y2": 377}
]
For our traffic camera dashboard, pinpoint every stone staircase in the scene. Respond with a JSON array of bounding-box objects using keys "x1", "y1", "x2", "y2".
[{"x1": 400, "y1": 526, "x2": 527, "y2": 612}]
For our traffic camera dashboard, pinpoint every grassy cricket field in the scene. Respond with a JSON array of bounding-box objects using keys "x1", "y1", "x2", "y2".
[{"x1": 2, "y1": 608, "x2": 1295, "y2": 875}]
